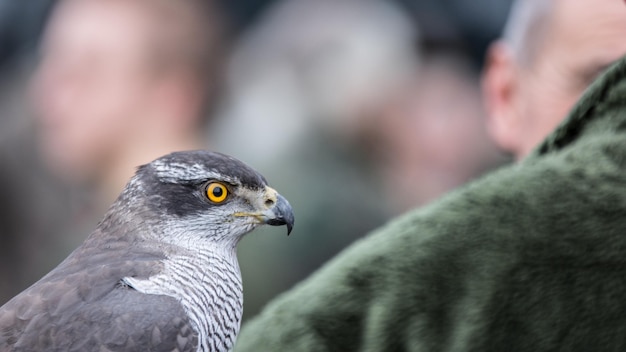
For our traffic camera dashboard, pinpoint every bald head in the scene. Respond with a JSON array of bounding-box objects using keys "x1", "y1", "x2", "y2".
[
  {"x1": 483, "y1": 0, "x2": 626, "y2": 160},
  {"x1": 501, "y1": 0, "x2": 554, "y2": 65}
]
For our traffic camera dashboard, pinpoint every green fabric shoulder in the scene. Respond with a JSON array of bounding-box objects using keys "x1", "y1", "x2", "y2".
[{"x1": 235, "y1": 56, "x2": 626, "y2": 352}]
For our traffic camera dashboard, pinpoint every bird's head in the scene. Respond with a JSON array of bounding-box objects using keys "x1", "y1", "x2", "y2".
[{"x1": 114, "y1": 151, "x2": 294, "y2": 248}]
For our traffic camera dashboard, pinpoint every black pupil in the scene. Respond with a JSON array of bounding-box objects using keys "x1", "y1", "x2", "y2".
[{"x1": 212, "y1": 186, "x2": 224, "y2": 198}]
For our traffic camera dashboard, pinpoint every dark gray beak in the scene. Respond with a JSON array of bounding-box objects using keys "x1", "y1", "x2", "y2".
[{"x1": 264, "y1": 194, "x2": 295, "y2": 235}]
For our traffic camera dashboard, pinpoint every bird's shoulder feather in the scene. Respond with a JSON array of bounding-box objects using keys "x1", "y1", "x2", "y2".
[{"x1": 0, "y1": 234, "x2": 198, "y2": 352}]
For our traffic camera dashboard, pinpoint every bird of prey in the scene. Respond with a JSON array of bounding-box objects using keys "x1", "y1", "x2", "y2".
[{"x1": 0, "y1": 151, "x2": 294, "y2": 352}]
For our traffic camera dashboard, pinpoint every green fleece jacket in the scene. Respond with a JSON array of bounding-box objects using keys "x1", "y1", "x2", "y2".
[{"x1": 234, "y1": 56, "x2": 626, "y2": 352}]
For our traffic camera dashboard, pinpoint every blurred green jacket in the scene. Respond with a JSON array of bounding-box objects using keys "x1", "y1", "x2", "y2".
[{"x1": 234, "y1": 56, "x2": 626, "y2": 352}]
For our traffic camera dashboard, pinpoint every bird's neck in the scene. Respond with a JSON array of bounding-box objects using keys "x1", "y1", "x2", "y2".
[{"x1": 123, "y1": 247, "x2": 243, "y2": 352}]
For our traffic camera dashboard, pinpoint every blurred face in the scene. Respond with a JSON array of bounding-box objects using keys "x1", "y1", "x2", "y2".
[
  {"x1": 33, "y1": 0, "x2": 158, "y2": 182},
  {"x1": 484, "y1": 0, "x2": 626, "y2": 159},
  {"x1": 375, "y1": 61, "x2": 500, "y2": 212}
]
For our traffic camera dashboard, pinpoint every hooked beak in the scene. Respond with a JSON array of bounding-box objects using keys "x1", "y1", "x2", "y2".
[{"x1": 263, "y1": 194, "x2": 295, "y2": 235}]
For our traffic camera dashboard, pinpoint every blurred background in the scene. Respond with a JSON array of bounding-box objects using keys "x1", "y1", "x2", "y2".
[{"x1": 0, "y1": 0, "x2": 511, "y2": 320}]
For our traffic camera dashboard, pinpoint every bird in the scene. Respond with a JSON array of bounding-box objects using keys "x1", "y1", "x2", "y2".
[{"x1": 0, "y1": 150, "x2": 295, "y2": 352}]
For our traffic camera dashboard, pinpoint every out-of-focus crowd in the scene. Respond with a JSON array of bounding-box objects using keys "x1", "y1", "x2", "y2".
[{"x1": 1, "y1": 0, "x2": 511, "y2": 319}]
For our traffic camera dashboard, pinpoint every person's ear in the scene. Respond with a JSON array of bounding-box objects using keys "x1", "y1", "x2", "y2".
[{"x1": 481, "y1": 41, "x2": 522, "y2": 155}]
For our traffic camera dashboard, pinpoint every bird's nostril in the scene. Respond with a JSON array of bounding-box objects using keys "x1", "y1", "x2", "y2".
[{"x1": 265, "y1": 199, "x2": 275, "y2": 207}]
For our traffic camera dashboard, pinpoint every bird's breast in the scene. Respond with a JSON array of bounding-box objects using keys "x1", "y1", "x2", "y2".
[{"x1": 123, "y1": 251, "x2": 243, "y2": 352}]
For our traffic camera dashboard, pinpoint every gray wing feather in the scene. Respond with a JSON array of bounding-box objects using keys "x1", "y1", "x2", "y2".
[{"x1": 0, "y1": 234, "x2": 198, "y2": 352}]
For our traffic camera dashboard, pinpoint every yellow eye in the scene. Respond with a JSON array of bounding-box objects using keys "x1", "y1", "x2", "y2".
[{"x1": 206, "y1": 182, "x2": 228, "y2": 203}]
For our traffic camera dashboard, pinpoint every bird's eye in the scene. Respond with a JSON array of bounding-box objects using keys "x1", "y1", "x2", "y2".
[{"x1": 206, "y1": 182, "x2": 229, "y2": 203}]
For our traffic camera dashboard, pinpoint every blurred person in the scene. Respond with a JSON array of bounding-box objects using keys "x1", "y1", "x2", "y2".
[
  {"x1": 0, "y1": 0, "x2": 229, "y2": 304},
  {"x1": 33, "y1": 0, "x2": 228, "y2": 211},
  {"x1": 214, "y1": 0, "x2": 417, "y2": 161},
  {"x1": 368, "y1": 51, "x2": 505, "y2": 214},
  {"x1": 213, "y1": 0, "x2": 417, "y2": 319},
  {"x1": 234, "y1": 0, "x2": 626, "y2": 350}
]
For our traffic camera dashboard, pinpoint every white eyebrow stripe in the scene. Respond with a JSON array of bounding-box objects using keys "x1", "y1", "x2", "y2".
[{"x1": 151, "y1": 161, "x2": 241, "y2": 185}]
